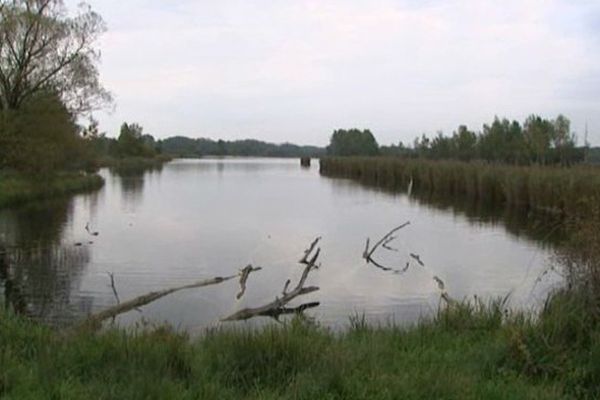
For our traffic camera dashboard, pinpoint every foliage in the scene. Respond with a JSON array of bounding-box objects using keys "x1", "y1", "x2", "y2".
[
  {"x1": 0, "y1": 0, "x2": 111, "y2": 115},
  {"x1": 158, "y1": 136, "x2": 325, "y2": 158},
  {"x1": 0, "y1": 92, "x2": 90, "y2": 173},
  {"x1": 0, "y1": 170, "x2": 103, "y2": 208},
  {"x1": 0, "y1": 0, "x2": 111, "y2": 175},
  {"x1": 381, "y1": 114, "x2": 583, "y2": 165},
  {"x1": 327, "y1": 128, "x2": 379, "y2": 156},
  {"x1": 116, "y1": 122, "x2": 157, "y2": 158}
]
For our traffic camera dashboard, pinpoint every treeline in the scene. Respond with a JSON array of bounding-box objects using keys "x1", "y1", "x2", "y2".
[
  {"x1": 158, "y1": 136, "x2": 325, "y2": 158},
  {"x1": 382, "y1": 115, "x2": 583, "y2": 165},
  {"x1": 328, "y1": 115, "x2": 588, "y2": 166},
  {"x1": 86, "y1": 123, "x2": 163, "y2": 160}
]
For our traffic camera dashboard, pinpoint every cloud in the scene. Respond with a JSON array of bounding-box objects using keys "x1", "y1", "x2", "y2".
[{"x1": 72, "y1": 0, "x2": 600, "y2": 145}]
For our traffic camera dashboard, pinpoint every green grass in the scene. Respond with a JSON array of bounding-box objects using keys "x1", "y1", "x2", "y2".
[
  {"x1": 320, "y1": 157, "x2": 600, "y2": 218},
  {"x1": 1, "y1": 293, "x2": 597, "y2": 399},
  {"x1": 0, "y1": 171, "x2": 104, "y2": 208}
]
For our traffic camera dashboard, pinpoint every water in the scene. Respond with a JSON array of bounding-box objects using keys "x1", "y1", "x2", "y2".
[{"x1": 0, "y1": 158, "x2": 562, "y2": 331}]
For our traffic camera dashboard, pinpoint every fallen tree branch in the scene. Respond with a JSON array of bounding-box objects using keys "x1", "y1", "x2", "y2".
[
  {"x1": 222, "y1": 238, "x2": 322, "y2": 321},
  {"x1": 363, "y1": 222, "x2": 411, "y2": 273},
  {"x1": 79, "y1": 274, "x2": 238, "y2": 329},
  {"x1": 236, "y1": 265, "x2": 263, "y2": 299},
  {"x1": 258, "y1": 302, "x2": 320, "y2": 320}
]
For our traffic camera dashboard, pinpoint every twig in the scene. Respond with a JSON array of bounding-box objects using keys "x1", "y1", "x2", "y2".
[
  {"x1": 106, "y1": 272, "x2": 120, "y2": 304},
  {"x1": 299, "y1": 237, "x2": 322, "y2": 264},
  {"x1": 236, "y1": 265, "x2": 262, "y2": 299},
  {"x1": 410, "y1": 253, "x2": 425, "y2": 267}
]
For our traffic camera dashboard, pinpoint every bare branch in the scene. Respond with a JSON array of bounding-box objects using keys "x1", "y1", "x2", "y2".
[
  {"x1": 106, "y1": 271, "x2": 120, "y2": 304},
  {"x1": 299, "y1": 236, "x2": 321, "y2": 264},
  {"x1": 258, "y1": 302, "x2": 320, "y2": 320},
  {"x1": 223, "y1": 238, "x2": 322, "y2": 322},
  {"x1": 410, "y1": 253, "x2": 425, "y2": 267},
  {"x1": 236, "y1": 264, "x2": 262, "y2": 300},
  {"x1": 78, "y1": 274, "x2": 238, "y2": 329},
  {"x1": 363, "y1": 222, "x2": 411, "y2": 272}
]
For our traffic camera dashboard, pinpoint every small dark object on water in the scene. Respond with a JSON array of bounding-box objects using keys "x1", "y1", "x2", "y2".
[
  {"x1": 300, "y1": 157, "x2": 311, "y2": 167},
  {"x1": 409, "y1": 253, "x2": 425, "y2": 267},
  {"x1": 74, "y1": 242, "x2": 83, "y2": 247},
  {"x1": 85, "y1": 222, "x2": 99, "y2": 236}
]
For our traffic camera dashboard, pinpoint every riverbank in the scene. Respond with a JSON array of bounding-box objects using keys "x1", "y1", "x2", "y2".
[
  {"x1": 0, "y1": 171, "x2": 104, "y2": 208},
  {"x1": 319, "y1": 157, "x2": 600, "y2": 218},
  {"x1": 2, "y1": 290, "x2": 596, "y2": 399}
]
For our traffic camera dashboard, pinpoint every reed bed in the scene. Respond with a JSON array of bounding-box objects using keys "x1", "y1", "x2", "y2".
[
  {"x1": 320, "y1": 157, "x2": 600, "y2": 218},
  {"x1": 0, "y1": 172, "x2": 104, "y2": 208}
]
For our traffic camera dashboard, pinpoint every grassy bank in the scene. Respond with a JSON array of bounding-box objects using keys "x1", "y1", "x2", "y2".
[
  {"x1": 2, "y1": 291, "x2": 597, "y2": 399},
  {"x1": 320, "y1": 157, "x2": 600, "y2": 217},
  {"x1": 0, "y1": 171, "x2": 104, "y2": 208}
]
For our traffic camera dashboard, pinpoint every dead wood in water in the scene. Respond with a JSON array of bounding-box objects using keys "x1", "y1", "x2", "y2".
[
  {"x1": 237, "y1": 265, "x2": 263, "y2": 299},
  {"x1": 363, "y1": 222, "x2": 411, "y2": 273},
  {"x1": 223, "y1": 238, "x2": 322, "y2": 321},
  {"x1": 78, "y1": 274, "x2": 238, "y2": 330}
]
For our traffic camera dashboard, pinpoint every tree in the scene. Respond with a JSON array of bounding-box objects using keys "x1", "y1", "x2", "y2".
[
  {"x1": 0, "y1": 0, "x2": 111, "y2": 115},
  {"x1": 524, "y1": 115, "x2": 553, "y2": 164},
  {"x1": 117, "y1": 122, "x2": 157, "y2": 158},
  {"x1": 0, "y1": 91, "x2": 84, "y2": 172},
  {"x1": 327, "y1": 129, "x2": 379, "y2": 156},
  {"x1": 453, "y1": 125, "x2": 477, "y2": 161},
  {"x1": 552, "y1": 114, "x2": 577, "y2": 165}
]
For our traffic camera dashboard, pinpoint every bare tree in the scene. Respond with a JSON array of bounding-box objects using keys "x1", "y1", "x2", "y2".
[{"x1": 0, "y1": 0, "x2": 111, "y2": 115}]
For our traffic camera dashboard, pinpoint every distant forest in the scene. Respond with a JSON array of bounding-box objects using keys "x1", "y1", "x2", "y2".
[{"x1": 157, "y1": 136, "x2": 325, "y2": 158}]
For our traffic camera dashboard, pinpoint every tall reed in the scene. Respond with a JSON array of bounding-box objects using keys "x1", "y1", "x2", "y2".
[{"x1": 320, "y1": 157, "x2": 600, "y2": 218}]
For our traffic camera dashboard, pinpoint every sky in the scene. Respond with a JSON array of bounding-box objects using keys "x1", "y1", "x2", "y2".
[{"x1": 69, "y1": 0, "x2": 600, "y2": 146}]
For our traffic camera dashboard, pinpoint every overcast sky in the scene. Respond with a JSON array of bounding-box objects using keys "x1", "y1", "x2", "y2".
[{"x1": 72, "y1": 0, "x2": 600, "y2": 146}]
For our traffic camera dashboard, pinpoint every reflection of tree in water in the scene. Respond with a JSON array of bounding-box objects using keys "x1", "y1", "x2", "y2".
[
  {"x1": 0, "y1": 198, "x2": 73, "y2": 247},
  {"x1": 0, "y1": 198, "x2": 92, "y2": 327},
  {"x1": 327, "y1": 177, "x2": 565, "y2": 247},
  {"x1": 111, "y1": 165, "x2": 163, "y2": 212}
]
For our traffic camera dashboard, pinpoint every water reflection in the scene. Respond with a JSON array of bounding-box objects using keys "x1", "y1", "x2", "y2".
[
  {"x1": 325, "y1": 176, "x2": 565, "y2": 248},
  {"x1": 0, "y1": 198, "x2": 91, "y2": 327},
  {"x1": 111, "y1": 165, "x2": 163, "y2": 213}
]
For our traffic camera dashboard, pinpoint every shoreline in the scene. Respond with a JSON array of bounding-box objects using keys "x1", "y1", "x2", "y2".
[{"x1": 0, "y1": 172, "x2": 105, "y2": 209}]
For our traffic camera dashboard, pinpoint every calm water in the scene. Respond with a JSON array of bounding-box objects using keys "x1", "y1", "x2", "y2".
[{"x1": 0, "y1": 158, "x2": 562, "y2": 331}]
